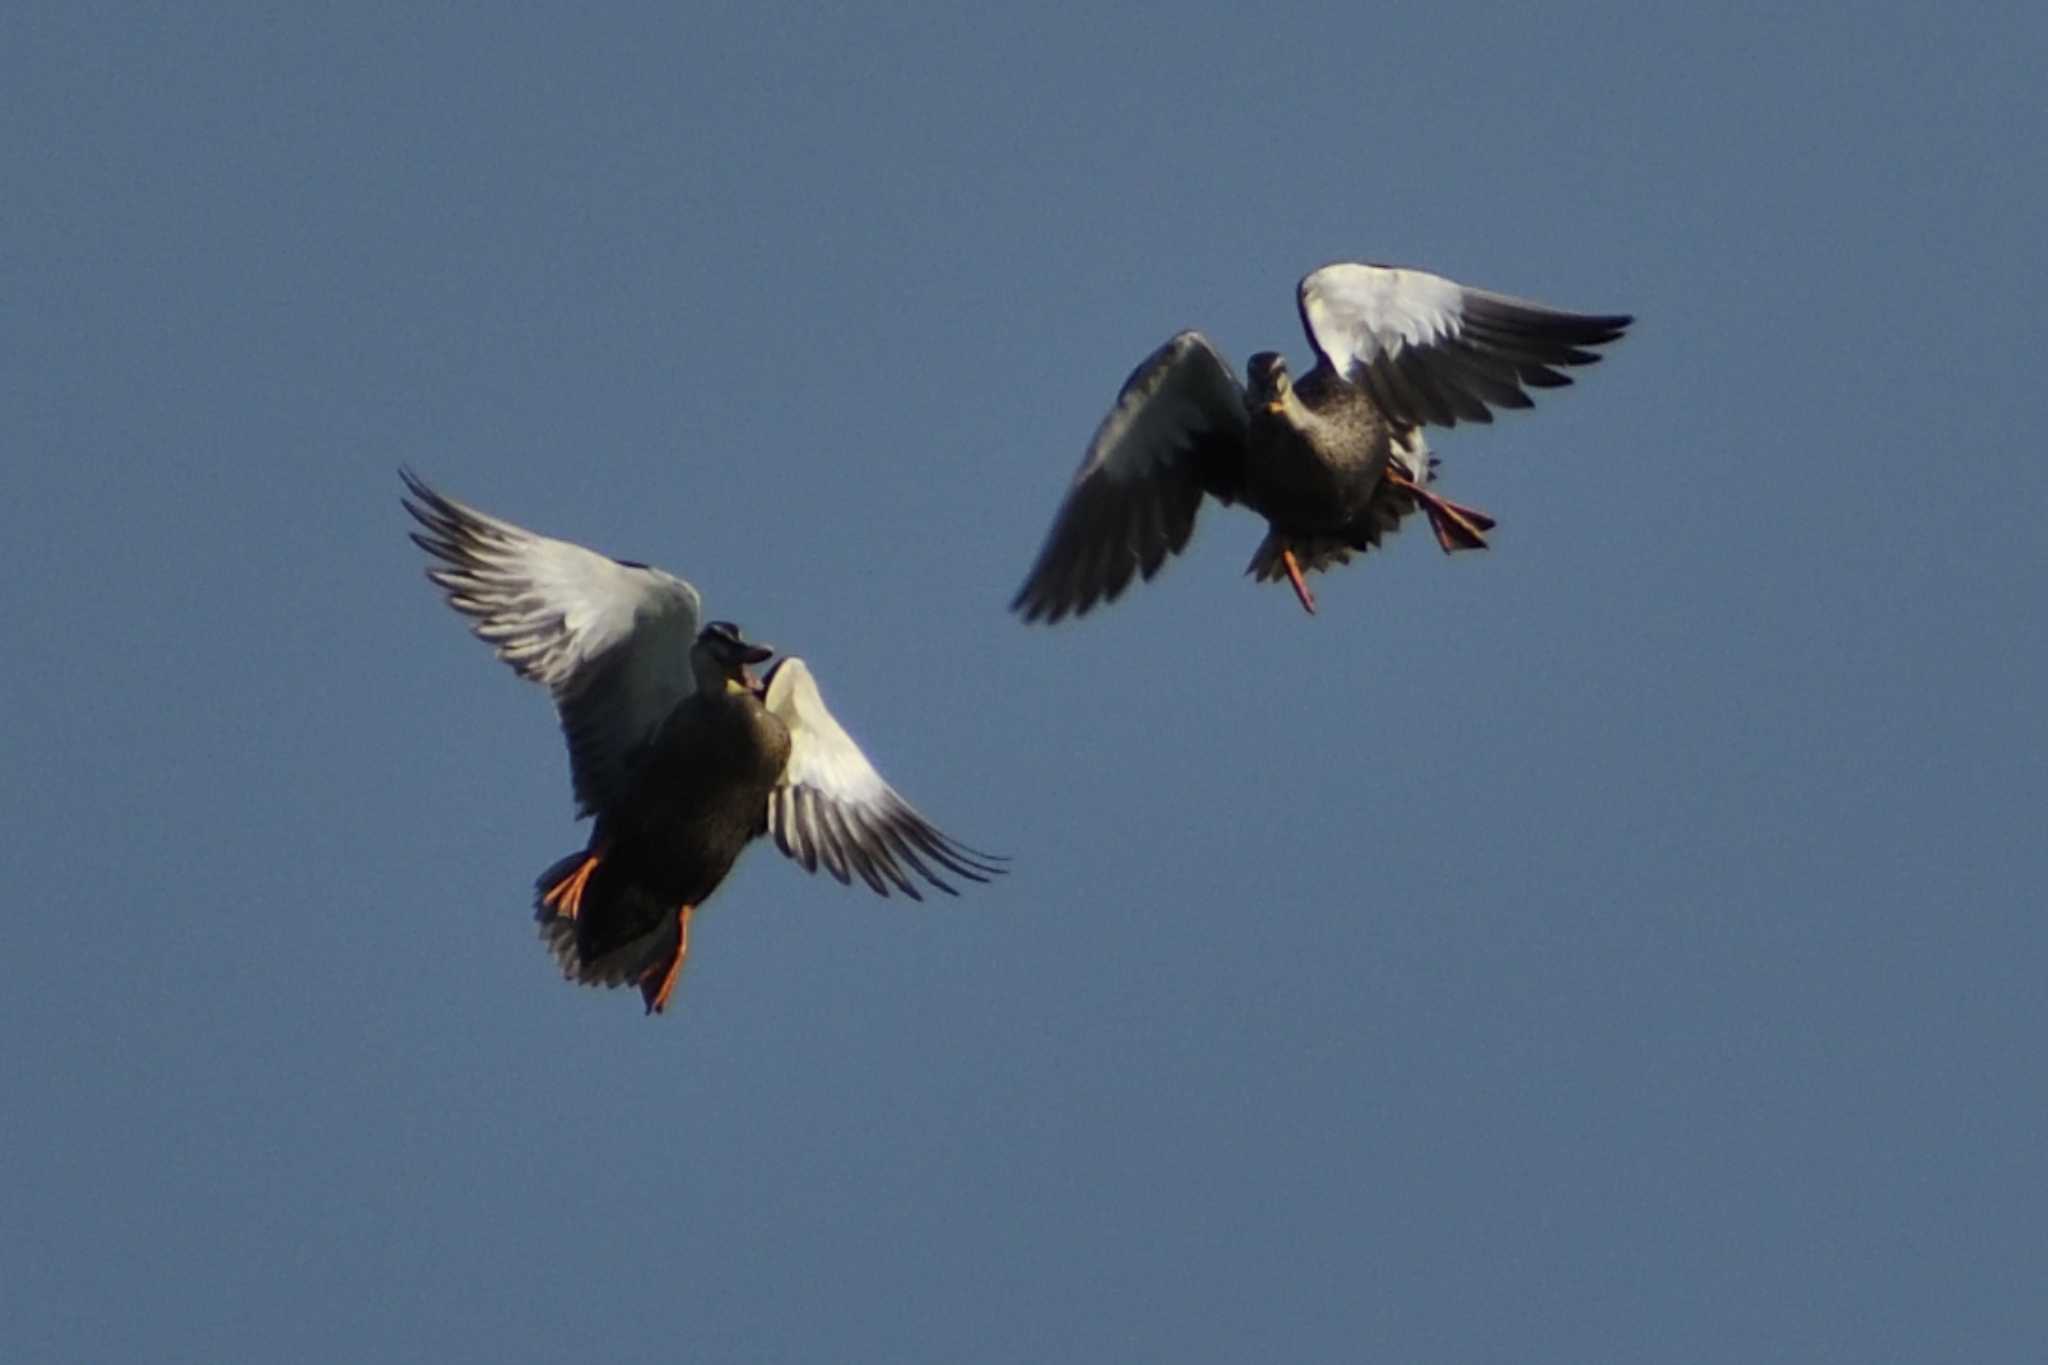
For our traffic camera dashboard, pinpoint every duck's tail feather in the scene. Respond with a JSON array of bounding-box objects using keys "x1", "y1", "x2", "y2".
[
  {"x1": 534, "y1": 848, "x2": 693, "y2": 1014},
  {"x1": 1245, "y1": 532, "x2": 1355, "y2": 584}
]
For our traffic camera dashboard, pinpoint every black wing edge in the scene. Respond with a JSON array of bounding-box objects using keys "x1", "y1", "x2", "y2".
[{"x1": 773, "y1": 786, "x2": 1008, "y2": 900}]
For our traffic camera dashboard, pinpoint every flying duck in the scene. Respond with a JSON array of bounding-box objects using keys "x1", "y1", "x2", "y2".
[
  {"x1": 1011, "y1": 262, "x2": 1632, "y2": 620},
  {"x1": 401, "y1": 471, "x2": 1003, "y2": 1014}
]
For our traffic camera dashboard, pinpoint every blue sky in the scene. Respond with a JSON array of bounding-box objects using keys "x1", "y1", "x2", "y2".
[{"x1": 5, "y1": 4, "x2": 2043, "y2": 1361}]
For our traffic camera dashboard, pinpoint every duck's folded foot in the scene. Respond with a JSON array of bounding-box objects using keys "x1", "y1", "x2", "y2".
[
  {"x1": 639, "y1": 904, "x2": 695, "y2": 1015},
  {"x1": 1280, "y1": 546, "x2": 1318, "y2": 615},
  {"x1": 1385, "y1": 470, "x2": 1495, "y2": 553},
  {"x1": 538, "y1": 851, "x2": 602, "y2": 919}
]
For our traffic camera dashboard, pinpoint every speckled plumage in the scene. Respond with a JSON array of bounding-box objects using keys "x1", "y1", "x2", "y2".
[{"x1": 1012, "y1": 262, "x2": 1632, "y2": 621}]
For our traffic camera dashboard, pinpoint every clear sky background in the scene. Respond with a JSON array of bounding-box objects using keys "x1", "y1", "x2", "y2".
[{"x1": 5, "y1": 4, "x2": 2043, "y2": 1361}]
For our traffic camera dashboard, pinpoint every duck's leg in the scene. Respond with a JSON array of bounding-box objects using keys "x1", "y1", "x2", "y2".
[
  {"x1": 1279, "y1": 546, "x2": 1318, "y2": 615},
  {"x1": 1383, "y1": 469, "x2": 1495, "y2": 553},
  {"x1": 639, "y1": 904, "x2": 695, "y2": 1015}
]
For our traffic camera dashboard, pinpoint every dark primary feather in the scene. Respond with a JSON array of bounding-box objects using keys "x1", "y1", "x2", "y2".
[
  {"x1": 1365, "y1": 302, "x2": 1628, "y2": 428},
  {"x1": 1012, "y1": 332, "x2": 1249, "y2": 622},
  {"x1": 769, "y1": 784, "x2": 1003, "y2": 899}
]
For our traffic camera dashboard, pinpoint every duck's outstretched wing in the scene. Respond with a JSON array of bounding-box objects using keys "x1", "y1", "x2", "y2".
[
  {"x1": 1298, "y1": 263, "x2": 1632, "y2": 429},
  {"x1": 401, "y1": 469, "x2": 702, "y2": 815},
  {"x1": 1012, "y1": 331, "x2": 1250, "y2": 623},
  {"x1": 761, "y1": 658, "x2": 1004, "y2": 899}
]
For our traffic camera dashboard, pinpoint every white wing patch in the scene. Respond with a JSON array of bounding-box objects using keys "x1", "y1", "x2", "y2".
[
  {"x1": 402, "y1": 470, "x2": 704, "y2": 815},
  {"x1": 1298, "y1": 263, "x2": 1633, "y2": 430},
  {"x1": 762, "y1": 658, "x2": 1003, "y2": 898},
  {"x1": 1300, "y1": 264, "x2": 1467, "y2": 369}
]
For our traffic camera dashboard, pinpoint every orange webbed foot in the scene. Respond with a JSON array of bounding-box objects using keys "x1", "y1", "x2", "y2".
[{"x1": 539, "y1": 853, "x2": 601, "y2": 918}]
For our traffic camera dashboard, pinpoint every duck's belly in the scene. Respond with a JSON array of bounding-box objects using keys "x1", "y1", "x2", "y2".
[
  {"x1": 1242, "y1": 419, "x2": 1385, "y2": 534},
  {"x1": 611, "y1": 700, "x2": 791, "y2": 904}
]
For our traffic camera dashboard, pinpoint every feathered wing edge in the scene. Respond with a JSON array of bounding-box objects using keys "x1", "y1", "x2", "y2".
[
  {"x1": 399, "y1": 468, "x2": 705, "y2": 816},
  {"x1": 1298, "y1": 264, "x2": 1632, "y2": 431},
  {"x1": 1012, "y1": 332, "x2": 1250, "y2": 623},
  {"x1": 760, "y1": 658, "x2": 1006, "y2": 899}
]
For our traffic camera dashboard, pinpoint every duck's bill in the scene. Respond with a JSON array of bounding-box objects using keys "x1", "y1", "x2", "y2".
[{"x1": 737, "y1": 643, "x2": 775, "y2": 697}]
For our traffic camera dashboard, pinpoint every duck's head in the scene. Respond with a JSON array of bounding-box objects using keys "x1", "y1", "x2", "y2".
[
  {"x1": 1246, "y1": 351, "x2": 1292, "y2": 413},
  {"x1": 693, "y1": 620, "x2": 775, "y2": 696}
]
